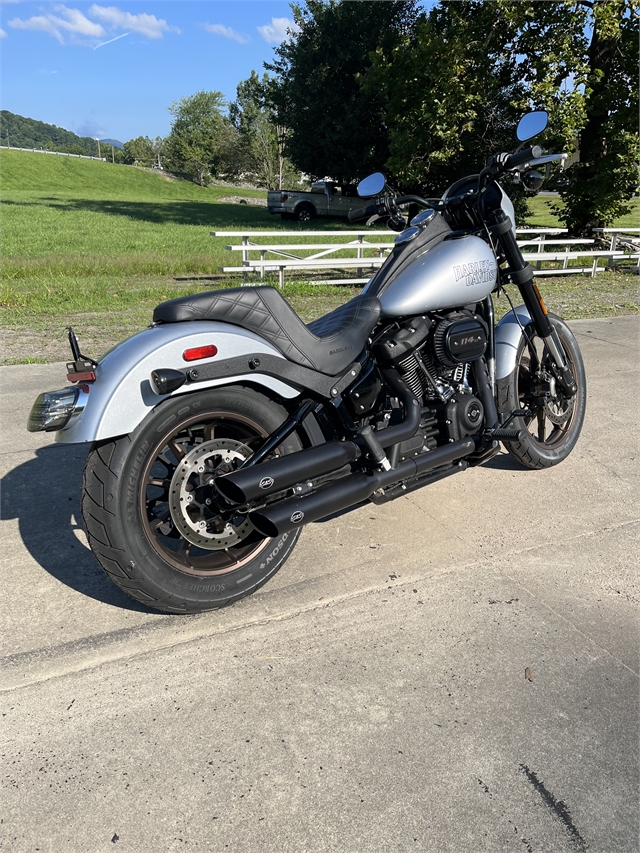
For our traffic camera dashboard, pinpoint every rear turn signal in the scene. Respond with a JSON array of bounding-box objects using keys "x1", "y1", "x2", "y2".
[{"x1": 183, "y1": 345, "x2": 218, "y2": 362}]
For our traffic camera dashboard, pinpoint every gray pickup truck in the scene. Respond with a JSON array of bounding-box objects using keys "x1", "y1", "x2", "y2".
[{"x1": 267, "y1": 181, "x2": 362, "y2": 222}]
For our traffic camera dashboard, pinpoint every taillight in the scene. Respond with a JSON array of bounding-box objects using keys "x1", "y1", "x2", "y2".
[
  {"x1": 183, "y1": 345, "x2": 218, "y2": 362},
  {"x1": 28, "y1": 387, "x2": 80, "y2": 432},
  {"x1": 280, "y1": 193, "x2": 289, "y2": 202}
]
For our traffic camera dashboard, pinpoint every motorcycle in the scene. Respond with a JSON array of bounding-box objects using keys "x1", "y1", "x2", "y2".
[{"x1": 28, "y1": 110, "x2": 586, "y2": 614}]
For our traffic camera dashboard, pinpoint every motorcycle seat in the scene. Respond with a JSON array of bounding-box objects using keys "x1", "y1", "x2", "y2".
[{"x1": 153, "y1": 286, "x2": 381, "y2": 376}]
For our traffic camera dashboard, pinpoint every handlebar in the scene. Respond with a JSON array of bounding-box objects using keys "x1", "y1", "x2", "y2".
[{"x1": 502, "y1": 145, "x2": 543, "y2": 172}]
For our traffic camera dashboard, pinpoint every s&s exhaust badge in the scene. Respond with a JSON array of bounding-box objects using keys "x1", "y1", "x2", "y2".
[
  {"x1": 259, "y1": 476, "x2": 275, "y2": 490},
  {"x1": 290, "y1": 510, "x2": 305, "y2": 524}
]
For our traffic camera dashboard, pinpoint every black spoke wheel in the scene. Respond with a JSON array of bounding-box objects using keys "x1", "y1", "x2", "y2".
[
  {"x1": 82, "y1": 386, "x2": 304, "y2": 613},
  {"x1": 497, "y1": 315, "x2": 586, "y2": 469}
]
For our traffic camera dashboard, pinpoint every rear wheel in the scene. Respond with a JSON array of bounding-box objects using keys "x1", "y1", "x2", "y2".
[
  {"x1": 82, "y1": 387, "x2": 302, "y2": 613},
  {"x1": 295, "y1": 203, "x2": 315, "y2": 223},
  {"x1": 497, "y1": 315, "x2": 586, "y2": 469}
]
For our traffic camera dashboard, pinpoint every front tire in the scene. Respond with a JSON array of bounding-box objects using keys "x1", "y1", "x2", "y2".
[
  {"x1": 82, "y1": 386, "x2": 303, "y2": 613},
  {"x1": 496, "y1": 315, "x2": 586, "y2": 469}
]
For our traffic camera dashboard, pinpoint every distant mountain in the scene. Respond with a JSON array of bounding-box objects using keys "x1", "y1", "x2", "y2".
[
  {"x1": 0, "y1": 111, "x2": 124, "y2": 155},
  {"x1": 102, "y1": 138, "x2": 124, "y2": 150}
]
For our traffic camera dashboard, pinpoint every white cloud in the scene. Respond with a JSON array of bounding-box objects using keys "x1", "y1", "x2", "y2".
[
  {"x1": 77, "y1": 119, "x2": 106, "y2": 139},
  {"x1": 8, "y1": 3, "x2": 177, "y2": 45},
  {"x1": 0, "y1": 28, "x2": 6, "y2": 38},
  {"x1": 89, "y1": 5, "x2": 179, "y2": 39},
  {"x1": 9, "y1": 6, "x2": 104, "y2": 43},
  {"x1": 203, "y1": 23, "x2": 248, "y2": 45},
  {"x1": 257, "y1": 17, "x2": 297, "y2": 44}
]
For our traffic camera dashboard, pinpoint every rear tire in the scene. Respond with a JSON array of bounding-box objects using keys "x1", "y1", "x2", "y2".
[
  {"x1": 295, "y1": 203, "x2": 315, "y2": 223},
  {"x1": 81, "y1": 386, "x2": 302, "y2": 613},
  {"x1": 496, "y1": 315, "x2": 586, "y2": 469}
]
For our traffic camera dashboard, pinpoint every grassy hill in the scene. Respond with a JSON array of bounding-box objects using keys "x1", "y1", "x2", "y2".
[
  {"x1": 1, "y1": 148, "x2": 274, "y2": 281},
  {"x1": 0, "y1": 147, "x2": 265, "y2": 200}
]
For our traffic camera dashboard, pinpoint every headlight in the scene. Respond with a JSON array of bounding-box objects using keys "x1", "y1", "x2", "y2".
[{"x1": 27, "y1": 387, "x2": 80, "y2": 432}]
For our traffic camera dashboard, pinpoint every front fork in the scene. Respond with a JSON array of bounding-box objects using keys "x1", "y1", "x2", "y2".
[{"x1": 489, "y1": 211, "x2": 577, "y2": 397}]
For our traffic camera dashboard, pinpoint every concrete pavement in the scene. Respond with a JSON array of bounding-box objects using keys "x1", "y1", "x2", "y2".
[{"x1": 1, "y1": 316, "x2": 638, "y2": 852}]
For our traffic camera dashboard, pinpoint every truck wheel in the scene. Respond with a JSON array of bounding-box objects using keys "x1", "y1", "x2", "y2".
[{"x1": 296, "y1": 204, "x2": 315, "y2": 223}]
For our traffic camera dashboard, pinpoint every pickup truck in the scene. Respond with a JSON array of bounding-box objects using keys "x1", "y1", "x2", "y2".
[{"x1": 267, "y1": 181, "x2": 362, "y2": 222}]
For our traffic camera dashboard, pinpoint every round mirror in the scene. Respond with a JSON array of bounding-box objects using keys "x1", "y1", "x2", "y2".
[
  {"x1": 357, "y1": 172, "x2": 386, "y2": 198},
  {"x1": 516, "y1": 110, "x2": 549, "y2": 142}
]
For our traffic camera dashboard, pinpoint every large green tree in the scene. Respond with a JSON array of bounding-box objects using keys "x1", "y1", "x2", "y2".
[
  {"x1": 164, "y1": 91, "x2": 238, "y2": 186},
  {"x1": 365, "y1": 0, "x2": 637, "y2": 232},
  {"x1": 556, "y1": 1, "x2": 638, "y2": 234},
  {"x1": 229, "y1": 71, "x2": 297, "y2": 189},
  {"x1": 266, "y1": 0, "x2": 420, "y2": 184}
]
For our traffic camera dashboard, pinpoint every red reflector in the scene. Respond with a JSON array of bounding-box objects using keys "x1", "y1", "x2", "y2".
[
  {"x1": 67, "y1": 371, "x2": 96, "y2": 383},
  {"x1": 183, "y1": 345, "x2": 218, "y2": 362}
]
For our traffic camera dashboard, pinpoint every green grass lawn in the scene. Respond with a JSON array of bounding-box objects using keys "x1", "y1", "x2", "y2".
[
  {"x1": 525, "y1": 194, "x2": 639, "y2": 228},
  {"x1": 1, "y1": 148, "x2": 638, "y2": 365}
]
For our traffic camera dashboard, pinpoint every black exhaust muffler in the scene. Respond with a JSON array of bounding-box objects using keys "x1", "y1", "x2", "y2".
[
  {"x1": 249, "y1": 436, "x2": 477, "y2": 537},
  {"x1": 215, "y1": 440, "x2": 359, "y2": 505}
]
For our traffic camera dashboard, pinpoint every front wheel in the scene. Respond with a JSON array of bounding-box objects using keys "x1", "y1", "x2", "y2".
[
  {"x1": 496, "y1": 315, "x2": 586, "y2": 469},
  {"x1": 81, "y1": 386, "x2": 303, "y2": 613}
]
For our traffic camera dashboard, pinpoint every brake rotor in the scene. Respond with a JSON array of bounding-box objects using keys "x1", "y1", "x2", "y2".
[
  {"x1": 169, "y1": 438, "x2": 253, "y2": 550},
  {"x1": 544, "y1": 396, "x2": 574, "y2": 425}
]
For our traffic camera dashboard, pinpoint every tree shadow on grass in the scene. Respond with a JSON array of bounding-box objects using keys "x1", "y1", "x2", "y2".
[
  {"x1": 3, "y1": 197, "x2": 285, "y2": 229},
  {"x1": 2, "y1": 197, "x2": 375, "y2": 233},
  {"x1": 1, "y1": 445, "x2": 152, "y2": 612}
]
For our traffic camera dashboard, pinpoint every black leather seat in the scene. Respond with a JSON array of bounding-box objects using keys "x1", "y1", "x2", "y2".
[{"x1": 153, "y1": 286, "x2": 381, "y2": 376}]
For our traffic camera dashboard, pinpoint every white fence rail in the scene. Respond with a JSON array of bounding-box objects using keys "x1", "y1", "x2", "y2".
[
  {"x1": 0, "y1": 145, "x2": 105, "y2": 161},
  {"x1": 212, "y1": 227, "x2": 639, "y2": 287}
]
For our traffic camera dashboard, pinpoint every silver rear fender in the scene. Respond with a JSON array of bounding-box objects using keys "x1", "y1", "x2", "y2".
[{"x1": 55, "y1": 322, "x2": 300, "y2": 444}]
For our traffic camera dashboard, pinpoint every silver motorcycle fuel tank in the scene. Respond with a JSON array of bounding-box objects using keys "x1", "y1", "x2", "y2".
[{"x1": 375, "y1": 235, "x2": 498, "y2": 318}]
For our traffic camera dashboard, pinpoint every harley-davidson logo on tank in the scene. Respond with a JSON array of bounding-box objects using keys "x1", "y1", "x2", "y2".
[{"x1": 454, "y1": 259, "x2": 496, "y2": 287}]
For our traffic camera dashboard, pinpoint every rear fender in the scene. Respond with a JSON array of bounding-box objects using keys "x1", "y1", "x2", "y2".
[
  {"x1": 55, "y1": 322, "x2": 301, "y2": 444},
  {"x1": 495, "y1": 305, "x2": 533, "y2": 381}
]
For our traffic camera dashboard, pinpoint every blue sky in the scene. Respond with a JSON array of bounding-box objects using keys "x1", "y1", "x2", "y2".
[{"x1": 0, "y1": 1, "x2": 302, "y2": 143}]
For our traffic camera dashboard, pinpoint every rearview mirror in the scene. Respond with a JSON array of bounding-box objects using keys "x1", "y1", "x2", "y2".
[
  {"x1": 357, "y1": 172, "x2": 386, "y2": 198},
  {"x1": 517, "y1": 111, "x2": 548, "y2": 142}
]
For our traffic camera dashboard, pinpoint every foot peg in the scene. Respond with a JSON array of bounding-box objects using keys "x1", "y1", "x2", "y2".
[{"x1": 491, "y1": 428, "x2": 525, "y2": 442}]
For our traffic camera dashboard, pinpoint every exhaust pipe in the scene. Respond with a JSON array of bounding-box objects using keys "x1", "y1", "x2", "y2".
[
  {"x1": 249, "y1": 436, "x2": 477, "y2": 538},
  {"x1": 216, "y1": 370, "x2": 419, "y2": 506},
  {"x1": 215, "y1": 440, "x2": 359, "y2": 505}
]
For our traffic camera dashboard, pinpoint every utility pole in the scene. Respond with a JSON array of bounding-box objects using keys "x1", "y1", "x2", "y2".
[{"x1": 95, "y1": 138, "x2": 101, "y2": 159}]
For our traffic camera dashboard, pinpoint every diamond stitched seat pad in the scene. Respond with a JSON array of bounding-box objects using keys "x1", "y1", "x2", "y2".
[{"x1": 153, "y1": 286, "x2": 381, "y2": 376}]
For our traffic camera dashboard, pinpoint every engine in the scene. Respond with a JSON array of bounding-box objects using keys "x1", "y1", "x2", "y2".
[{"x1": 372, "y1": 311, "x2": 487, "y2": 447}]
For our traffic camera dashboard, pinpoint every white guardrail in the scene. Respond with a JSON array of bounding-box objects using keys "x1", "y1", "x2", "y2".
[
  {"x1": 212, "y1": 228, "x2": 639, "y2": 287},
  {"x1": 0, "y1": 145, "x2": 106, "y2": 161}
]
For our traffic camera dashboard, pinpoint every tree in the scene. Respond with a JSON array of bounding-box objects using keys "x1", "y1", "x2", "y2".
[
  {"x1": 365, "y1": 1, "x2": 637, "y2": 232},
  {"x1": 266, "y1": 0, "x2": 420, "y2": 183},
  {"x1": 123, "y1": 136, "x2": 155, "y2": 167},
  {"x1": 164, "y1": 91, "x2": 238, "y2": 186},
  {"x1": 556, "y1": 1, "x2": 638, "y2": 234},
  {"x1": 229, "y1": 71, "x2": 297, "y2": 189},
  {"x1": 366, "y1": 2, "x2": 591, "y2": 196}
]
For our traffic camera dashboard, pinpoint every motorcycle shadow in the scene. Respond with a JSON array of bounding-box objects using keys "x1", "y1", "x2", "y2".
[
  {"x1": 1, "y1": 445, "x2": 151, "y2": 612},
  {"x1": 480, "y1": 451, "x2": 526, "y2": 471}
]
